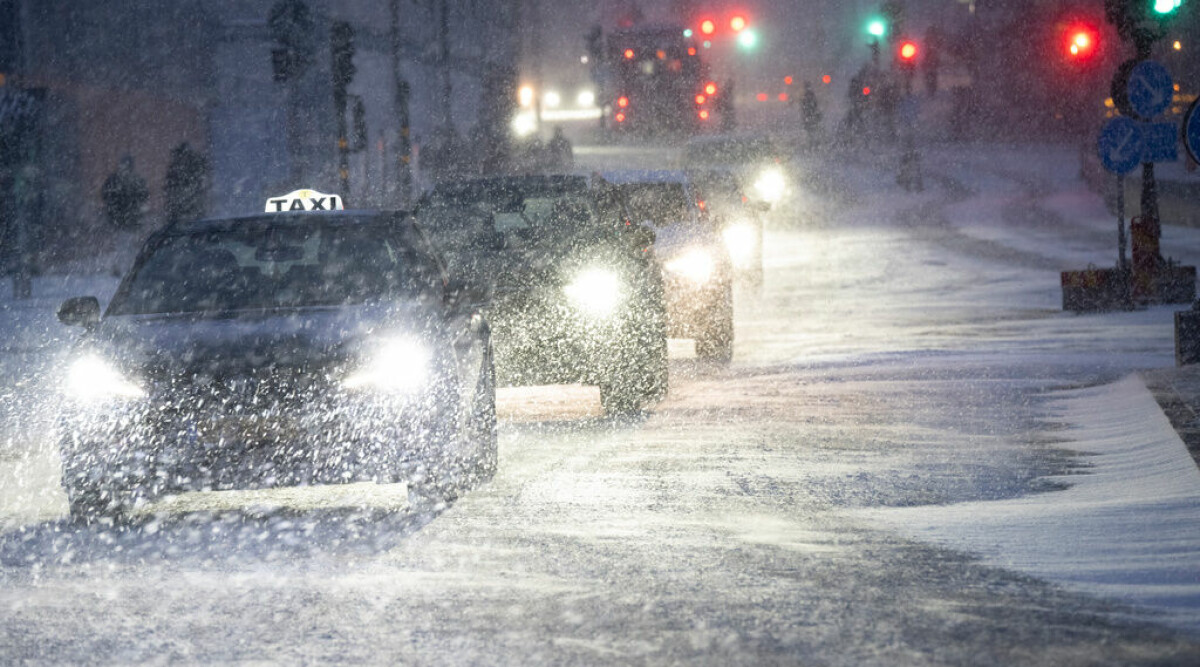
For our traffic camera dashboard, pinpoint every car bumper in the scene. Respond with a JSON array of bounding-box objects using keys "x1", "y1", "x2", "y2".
[
  {"x1": 663, "y1": 274, "x2": 730, "y2": 338},
  {"x1": 58, "y1": 389, "x2": 455, "y2": 497}
]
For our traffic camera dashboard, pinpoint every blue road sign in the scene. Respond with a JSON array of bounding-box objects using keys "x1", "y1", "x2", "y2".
[
  {"x1": 1185, "y1": 98, "x2": 1200, "y2": 164},
  {"x1": 1142, "y1": 121, "x2": 1178, "y2": 162},
  {"x1": 1127, "y1": 60, "x2": 1173, "y2": 120},
  {"x1": 1098, "y1": 116, "x2": 1142, "y2": 174}
]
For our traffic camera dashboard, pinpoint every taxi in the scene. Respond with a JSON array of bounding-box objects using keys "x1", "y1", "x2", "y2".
[{"x1": 55, "y1": 190, "x2": 496, "y2": 521}]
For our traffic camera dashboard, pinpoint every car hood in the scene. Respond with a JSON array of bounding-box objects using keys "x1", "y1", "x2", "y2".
[
  {"x1": 83, "y1": 301, "x2": 446, "y2": 379},
  {"x1": 651, "y1": 220, "x2": 721, "y2": 256}
]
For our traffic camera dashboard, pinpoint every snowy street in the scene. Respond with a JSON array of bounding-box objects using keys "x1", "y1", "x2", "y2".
[{"x1": 3, "y1": 143, "x2": 1200, "y2": 664}]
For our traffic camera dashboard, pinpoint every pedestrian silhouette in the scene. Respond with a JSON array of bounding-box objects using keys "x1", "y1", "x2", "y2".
[{"x1": 101, "y1": 155, "x2": 149, "y2": 230}]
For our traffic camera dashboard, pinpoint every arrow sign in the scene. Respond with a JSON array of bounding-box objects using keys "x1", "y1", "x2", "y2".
[
  {"x1": 1141, "y1": 121, "x2": 1178, "y2": 162},
  {"x1": 1185, "y1": 97, "x2": 1200, "y2": 165},
  {"x1": 1127, "y1": 60, "x2": 1173, "y2": 120},
  {"x1": 1098, "y1": 116, "x2": 1143, "y2": 174}
]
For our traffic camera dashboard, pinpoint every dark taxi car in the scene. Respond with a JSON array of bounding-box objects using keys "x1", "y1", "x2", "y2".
[
  {"x1": 56, "y1": 192, "x2": 495, "y2": 521},
  {"x1": 420, "y1": 175, "x2": 668, "y2": 415}
]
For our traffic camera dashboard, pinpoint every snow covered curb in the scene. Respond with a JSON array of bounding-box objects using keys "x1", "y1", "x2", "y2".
[{"x1": 851, "y1": 375, "x2": 1200, "y2": 634}]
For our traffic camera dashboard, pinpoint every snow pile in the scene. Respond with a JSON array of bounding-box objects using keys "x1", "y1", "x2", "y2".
[{"x1": 854, "y1": 374, "x2": 1200, "y2": 633}]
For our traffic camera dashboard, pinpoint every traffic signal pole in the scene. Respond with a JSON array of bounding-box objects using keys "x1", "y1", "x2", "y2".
[{"x1": 389, "y1": 0, "x2": 414, "y2": 207}]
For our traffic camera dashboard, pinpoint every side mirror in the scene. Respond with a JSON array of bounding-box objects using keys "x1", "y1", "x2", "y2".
[{"x1": 58, "y1": 296, "x2": 101, "y2": 328}]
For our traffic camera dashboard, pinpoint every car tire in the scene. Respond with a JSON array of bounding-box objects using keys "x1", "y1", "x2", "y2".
[
  {"x1": 695, "y1": 283, "x2": 734, "y2": 362},
  {"x1": 408, "y1": 347, "x2": 497, "y2": 507},
  {"x1": 65, "y1": 483, "x2": 131, "y2": 525},
  {"x1": 469, "y1": 348, "x2": 498, "y2": 485}
]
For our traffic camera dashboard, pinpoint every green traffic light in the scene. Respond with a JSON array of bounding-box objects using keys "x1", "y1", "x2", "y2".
[
  {"x1": 1153, "y1": 0, "x2": 1183, "y2": 13},
  {"x1": 866, "y1": 18, "x2": 887, "y2": 38},
  {"x1": 737, "y1": 29, "x2": 759, "y2": 50}
]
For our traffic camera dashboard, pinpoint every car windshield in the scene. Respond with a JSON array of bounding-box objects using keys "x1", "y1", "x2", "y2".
[
  {"x1": 685, "y1": 137, "x2": 779, "y2": 165},
  {"x1": 109, "y1": 221, "x2": 436, "y2": 315},
  {"x1": 620, "y1": 183, "x2": 693, "y2": 225},
  {"x1": 429, "y1": 181, "x2": 604, "y2": 234}
]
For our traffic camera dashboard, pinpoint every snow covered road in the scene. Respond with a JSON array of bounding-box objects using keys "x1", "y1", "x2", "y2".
[{"x1": 2, "y1": 143, "x2": 1199, "y2": 664}]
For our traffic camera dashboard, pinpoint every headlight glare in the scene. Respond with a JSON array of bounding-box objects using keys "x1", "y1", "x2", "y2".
[
  {"x1": 564, "y1": 268, "x2": 623, "y2": 317},
  {"x1": 753, "y1": 167, "x2": 786, "y2": 203},
  {"x1": 65, "y1": 355, "x2": 144, "y2": 401},
  {"x1": 665, "y1": 248, "x2": 716, "y2": 284},
  {"x1": 343, "y1": 337, "x2": 432, "y2": 393},
  {"x1": 722, "y1": 223, "x2": 758, "y2": 267}
]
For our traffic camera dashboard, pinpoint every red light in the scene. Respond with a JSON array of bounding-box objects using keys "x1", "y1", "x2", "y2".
[
  {"x1": 700, "y1": 19, "x2": 715, "y2": 35},
  {"x1": 822, "y1": 74, "x2": 831, "y2": 84},
  {"x1": 687, "y1": 47, "x2": 697, "y2": 56},
  {"x1": 698, "y1": 110, "x2": 710, "y2": 120},
  {"x1": 695, "y1": 94, "x2": 706, "y2": 105},
  {"x1": 862, "y1": 87, "x2": 871, "y2": 96},
  {"x1": 697, "y1": 199, "x2": 707, "y2": 210},
  {"x1": 656, "y1": 50, "x2": 666, "y2": 60},
  {"x1": 756, "y1": 92, "x2": 768, "y2": 102},
  {"x1": 704, "y1": 82, "x2": 717, "y2": 95},
  {"x1": 899, "y1": 41, "x2": 917, "y2": 61},
  {"x1": 615, "y1": 112, "x2": 626, "y2": 123},
  {"x1": 624, "y1": 48, "x2": 635, "y2": 60},
  {"x1": 784, "y1": 76, "x2": 793, "y2": 86},
  {"x1": 617, "y1": 96, "x2": 629, "y2": 108},
  {"x1": 1066, "y1": 27, "x2": 1098, "y2": 59},
  {"x1": 778, "y1": 93, "x2": 789, "y2": 102},
  {"x1": 730, "y1": 16, "x2": 747, "y2": 32}
]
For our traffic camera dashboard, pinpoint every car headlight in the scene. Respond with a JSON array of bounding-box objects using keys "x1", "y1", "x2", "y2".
[
  {"x1": 665, "y1": 248, "x2": 715, "y2": 284},
  {"x1": 564, "y1": 267, "x2": 624, "y2": 317},
  {"x1": 753, "y1": 167, "x2": 786, "y2": 203},
  {"x1": 722, "y1": 222, "x2": 758, "y2": 268},
  {"x1": 342, "y1": 337, "x2": 432, "y2": 393},
  {"x1": 65, "y1": 354, "x2": 145, "y2": 402}
]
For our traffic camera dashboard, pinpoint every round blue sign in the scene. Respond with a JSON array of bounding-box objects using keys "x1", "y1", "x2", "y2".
[
  {"x1": 1185, "y1": 97, "x2": 1200, "y2": 165},
  {"x1": 1097, "y1": 116, "x2": 1142, "y2": 175},
  {"x1": 1127, "y1": 60, "x2": 1173, "y2": 119}
]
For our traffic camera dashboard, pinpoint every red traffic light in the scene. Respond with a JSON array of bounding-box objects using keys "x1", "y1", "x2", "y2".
[
  {"x1": 1065, "y1": 26, "x2": 1098, "y2": 59},
  {"x1": 700, "y1": 19, "x2": 716, "y2": 35},
  {"x1": 730, "y1": 16, "x2": 747, "y2": 32},
  {"x1": 898, "y1": 40, "x2": 918, "y2": 61}
]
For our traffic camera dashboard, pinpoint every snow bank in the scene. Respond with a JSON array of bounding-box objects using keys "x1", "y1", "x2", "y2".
[{"x1": 854, "y1": 375, "x2": 1200, "y2": 634}]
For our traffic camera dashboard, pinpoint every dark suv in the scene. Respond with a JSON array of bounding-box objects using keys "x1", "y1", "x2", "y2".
[{"x1": 420, "y1": 175, "x2": 667, "y2": 415}]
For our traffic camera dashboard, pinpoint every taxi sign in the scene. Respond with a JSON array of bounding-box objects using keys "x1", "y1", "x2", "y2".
[{"x1": 265, "y1": 189, "x2": 344, "y2": 213}]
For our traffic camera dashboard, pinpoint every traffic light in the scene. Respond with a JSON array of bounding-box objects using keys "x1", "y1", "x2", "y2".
[
  {"x1": 898, "y1": 40, "x2": 918, "y2": 62},
  {"x1": 730, "y1": 15, "x2": 747, "y2": 32},
  {"x1": 1106, "y1": 0, "x2": 1184, "y2": 46},
  {"x1": 737, "y1": 29, "x2": 759, "y2": 51},
  {"x1": 1153, "y1": 0, "x2": 1183, "y2": 14},
  {"x1": 331, "y1": 21, "x2": 356, "y2": 93},
  {"x1": 268, "y1": 0, "x2": 315, "y2": 82},
  {"x1": 1060, "y1": 22, "x2": 1100, "y2": 62},
  {"x1": 700, "y1": 19, "x2": 716, "y2": 36},
  {"x1": 866, "y1": 17, "x2": 887, "y2": 38}
]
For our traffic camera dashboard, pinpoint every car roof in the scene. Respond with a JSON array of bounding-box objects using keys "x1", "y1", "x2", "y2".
[
  {"x1": 163, "y1": 209, "x2": 407, "y2": 235},
  {"x1": 598, "y1": 169, "x2": 690, "y2": 186},
  {"x1": 430, "y1": 174, "x2": 596, "y2": 199}
]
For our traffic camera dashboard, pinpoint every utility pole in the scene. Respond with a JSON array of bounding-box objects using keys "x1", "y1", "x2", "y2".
[
  {"x1": 389, "y1": 0, "x2": 414, "y2": 207},
  {"x1": 437, "y1": 0, "x2": 452, "y2": 130},
  {"x1": 330, "y1": 21, "x2": 355, "y2": 200}
]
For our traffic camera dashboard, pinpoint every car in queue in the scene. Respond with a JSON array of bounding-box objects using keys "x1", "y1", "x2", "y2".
[
  {"x1": 55, "y1": 189, "x2": 496, "y2": 522},
  {"x1": 683, "y1": 133, "x2": 794, "y2": 212},
  {"x1": 688, "y1": 168, "x2": 765, "y2": 287},
  {"x1": 419, "y1": 175, "x2": 668, "y2": 415},
  {"x1": 605, "y1": 170, "x2": 734, "y2": 362}
]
